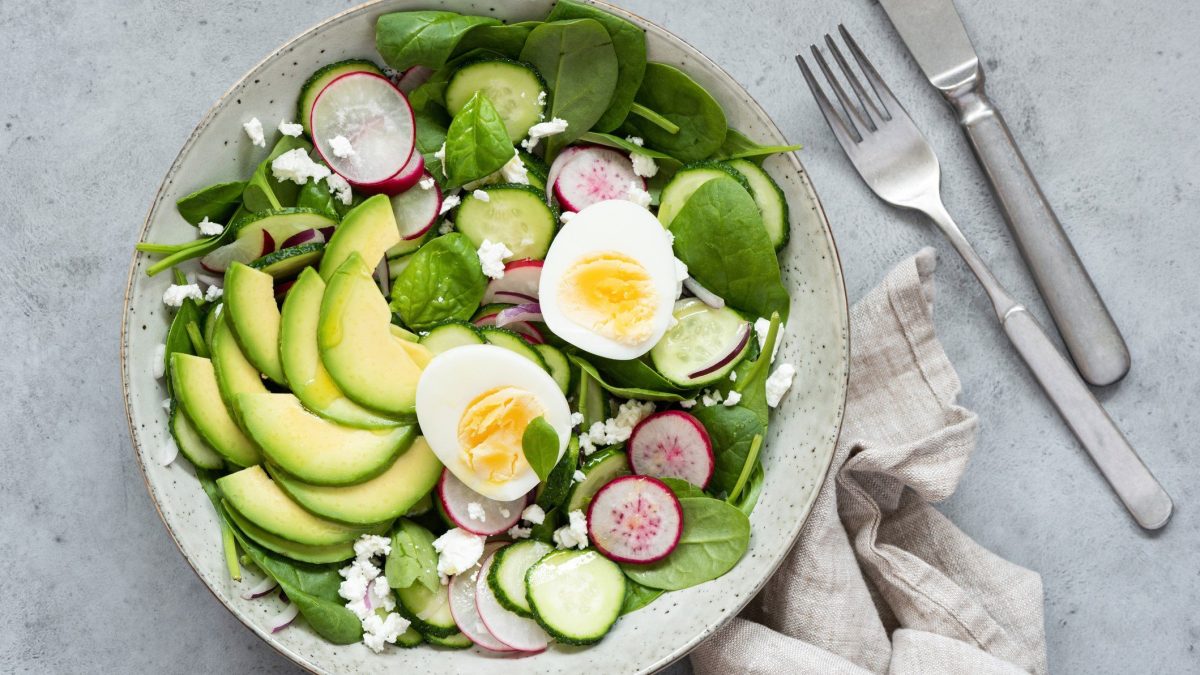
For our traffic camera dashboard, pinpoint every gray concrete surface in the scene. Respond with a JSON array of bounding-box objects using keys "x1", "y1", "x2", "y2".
[{"x1": 1, "y1": 0, "x2": 1196, "y2": 672}]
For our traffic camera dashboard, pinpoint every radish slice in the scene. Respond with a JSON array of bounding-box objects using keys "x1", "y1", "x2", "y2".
[
  {"x1": 438, "y1": 470, "x2": 525, "y2": 536},
  {"x1": 553, "y1": 147, "x2": 645, "y2": 212},
  {"x1": 280, "y1": 228, "x2": 325, "y2": 249},
  {"x1": 686, "y1": 322, "x2": 751, "y2": 380},
  {"x1": 389, "y1": 172, "x2": 441, "y2": 240},
  {"x1": 361, "y1": 151, "x2": 425, "y2": 197},
  {"x1": 200, "y1": 230, "x2": 273, "y2": 273},
  {"x1": 240, "y1": 576, "x2": 279, "y2": 600},
  {"x1": 587, "y1": 475, "x2": 683, "y2": 564},
  {"x1": 475, "y1": 550, "x2": 550, "y2": 652},
  {"x1": 682, "y1": 277, "x2": 725, "y2": 309},
  {"x1": 482, "y1": 260, "x2": 543, "y2": 304},
  {"x1": 473, "y1": 314, "x2": 545, "y2": 344},
  {"x1": 449, "y1": 542, "x2": 512, "y2": 652},
  {"x1": 495, "y1": 303, "x2": 543, "y2": 328},
  {"x1": 310, "y1": 71, "x2": 415, "y2": 187},
  {"x1": 628, "y1": 411, "x2": 715, "y2": 489},
  {"x1": 544, "y1": 145, "x2": 590, "y2": 205},
  {"x1": 395, "y1": 66, "x2": 433, "y2": 93}
]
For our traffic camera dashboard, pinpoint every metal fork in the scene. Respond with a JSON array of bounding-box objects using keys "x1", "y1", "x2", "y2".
[{"x1": 796, "y1": 26, "x2": 1172, "y2": 530}]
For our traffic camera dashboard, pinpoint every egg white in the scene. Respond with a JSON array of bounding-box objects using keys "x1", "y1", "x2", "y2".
[
  {"x1": 539, "y1": 200, "x2": 678, "y2": 360},
  {"x1": 415, "y1": 344, "x2": 571, "y2": 501}
]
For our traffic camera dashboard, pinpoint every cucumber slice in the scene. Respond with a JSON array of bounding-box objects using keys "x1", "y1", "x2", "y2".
[
  {"x1": 232, "y1": 208, "x2": 337, "y2": 247},
  {"x1": 727, "y1": 158, "x2": 789, "y2": 250},
  {"x1": 519, "y1": 150, "x2": 549, "y2": 190},
  {"x1": 298, "y1": 59, "x2": 384, "y2": 136},
  {"x1": 387, "y1": 251, "x2": 417, "y2": 280},
  {"x1": 396, "y1": 580, "x2": 457, "y2": 637},
  {"x1": 534, "y1": 343, "x2": 570, "y2": 393},
  {"x1": 169, "y1": 403, "x2": 225, "y2": 470},
  {"x1": 526, "y1": 549, "x2": 625, "y2": 645},
  {"x1": 394, "y1": 625, "x2": 423, "y2": 648},
  {"x1": 223, "y1": 501, "x2": 354, "y2": 565},
  {"x1": 249, "y1": 242, "x2": 325, "y2": 278},
  {"x1": 423, "y1": 631, "x2": 473, "y2": 649},
  {"x1": 537, "y1": 436, "x2": 580, "y2": 510},
  {"x1": 650, "y1": 298, "x2": 753, "y2": 387},
  {"x1": 566, "y1": 446, "x2": 631, "y2": 513},
  {"x1": 481, "y1": 326, "x2": 547, "y2": 370},
  {"x1": 445, "y1": 59, "x2": 547, "y2": 142},
  {"x1": 489, "y1": 540, "x2": 553, "y2": 618},
  {"x1": 657, "y1": 161, "x2": 753, "y2": 228},
  {"x1": 455, "y1": 184, "x2": 556, "y2": 260},
  {"x1": 202, "y1": 303, "x2": 222, "y2": 352},
  {"x1": 419, "y1": 320, "x2": 485, "y2": 355}
]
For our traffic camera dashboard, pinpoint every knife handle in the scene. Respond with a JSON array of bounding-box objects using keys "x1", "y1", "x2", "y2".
[{"x1": 946, "y1": 81, "x2": 1131, "y2": 386}]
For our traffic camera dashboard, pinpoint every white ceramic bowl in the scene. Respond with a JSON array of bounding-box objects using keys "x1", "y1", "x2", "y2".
[{"x1": 121, "y1": 1, "x2": 849, "y2": 672}]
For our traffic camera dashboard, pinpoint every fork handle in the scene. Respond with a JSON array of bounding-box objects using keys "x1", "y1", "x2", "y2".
[
  {"x1": 1001, "y1": 304, "x2": 1172, "y2": 529},
  {"x1": 947, "y1": 83, "x2": 1130, "y2": 386}
]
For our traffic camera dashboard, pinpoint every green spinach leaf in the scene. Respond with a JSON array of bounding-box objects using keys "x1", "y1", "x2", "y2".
[
  {"x1": 386, "y1": 519, "x2": 441, "y2": 593},
  {"x1": 588, "y1": 354, "x2": 692, "y2": 394},
  {"x1": 296, "y1": 172, "x2": 339, "y2": 221},
  {"x1": 163, "y1": 276, "x2": 205, "y2": 394},
  {"x1": 243, "y1": 136, "x2": 311, "y2": 212},
  {"x1": 627, "y1": 63, "x2": 727, "y2": 162},
  {"x1": 522, "y1": 416, "x2": 560, "y2": 482},
  {"x1": 376, "y1": 11, "x2": 501, "y2": 71},
  {"x1": 390, "y1": 233, "x2": 487, "y2": 330},
  {"x1": 570, "y1": 355, "x2": 690, "y2": 402},
  {"x1": 657, "y1": 477, "x2": 706, "y2": 499},
  {"x1": 621, "y1": 497, "x2": 750, "y2": 590},
  {"x1": 452, "y1": 21, "x2": 539, "y2": 59},
  {"x1": 620, "y1": 578, "x2": 665, "y2": 615},
  {"x1": 546, "y1": 0, "x2": 645, "y2": 132},
  {"x1": 519, "y1": 19, "x2": 619, "y2": 158},
  {"x1": 577, "y1": 131, "x2": 677, "y2": 161},
  {"x1": 176, "y1": 181, "x2": 246, "y2": 226},
  {"x1": 443, "y1": 92, "x2": 514, "y2": 187},
  {"x1": 713, "y1": 128, "x2": 802, "y2": 164}
]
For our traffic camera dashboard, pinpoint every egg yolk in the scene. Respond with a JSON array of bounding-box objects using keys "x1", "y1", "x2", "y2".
[
  {"x1": 558, "y1": 252, "x2": 658, "y2": 344},
  {"x1": 457, "y1": 386, "x2": 545, "y2": 484}
]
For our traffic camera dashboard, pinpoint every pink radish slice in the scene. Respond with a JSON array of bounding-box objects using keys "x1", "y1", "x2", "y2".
[
  {"x1": 475, "y1": 550, "x2": 550, "y2": 652},
  {"x1": 686, "y1": 322, "x2": 751, "y2": 380},
  {"x1": 449, "y1": 542, "x2": 513, "y2": 652},
  {"x1": 495, "y1": 303, "x2": 543, "y2": 328},
  {"x1": 438, "y1": 470, "x2": 525, "y2": 536},
  {"x1": 473, "y1": 314, "x2": 545, "y2": 344},
  {"x1": 628, "y1": 411, "x2": 715, "y2": 489},
  {"x1": 280, "y1": 228, "x2": 325, "y2": 249},
  {"x1": 358, "y1": 151, "x2": 425, "y2": 197},
  {"x1": 395, "y1": 66, "x2": 433, "y2": 93},
  {"x1": 482, "y1": 260, "x2": 543, "y2": 304},
  {"x1": 682, "y1": 277, "x2": 725, "y2": 309},
  {"x1": 552, "y1": 147, "x2": 645, "y2": 212},
  {"x1": 310, "y1": 71, "x2": 415, "y2": 187},
  {"x1": 200, "y1": 230, "x2": 274, "y2": 273},
  {"x1": 544, "y1": 145, "x2": 590, "y2": 206},
  {"x1": 389, "y1": 171, "x2": 441, "y2": 240},
  {"x1": 588, "y1": 475, "x2": 683, "y2": 564}
]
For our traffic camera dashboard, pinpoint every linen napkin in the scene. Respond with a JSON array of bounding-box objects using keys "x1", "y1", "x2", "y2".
[{"x1": 690, "y1": 248, "x2": 1048, "y2": 675}]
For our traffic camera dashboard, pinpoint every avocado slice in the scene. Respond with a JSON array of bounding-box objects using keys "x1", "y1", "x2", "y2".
[
  {"x1": 170, "y1": 354, "x2": 262, "y2": 467},
  {"x1": 210, "y1": 313, "x2": 268, "y2": 422},
  {"x1": 168, "y1": 403, "x2": 224, "y2": 470},
  {"x1": 217, "y1": 465, "x2": 387, "y2": 546},
  {"x1": 234, "y1": 392, "x2": 415, "y2": 486},
  {"x1": 269, "y1": 436, "x2": 443, "y2": 524},
  {"x1": 318, "y1": 254, "x2": 431, "y2": 416},
  {"x1": 224, "y1": 263, "x2": 286, "y2": 385},
  {"x1": 279, "y1": 268, "x2": 404, "y2": 430},
  {"x1": 222, "y1": 500, "x2": 354, "y2": 564},
  {"x1": 318, "y1": 194, "x2": 401, "y2": 281}
]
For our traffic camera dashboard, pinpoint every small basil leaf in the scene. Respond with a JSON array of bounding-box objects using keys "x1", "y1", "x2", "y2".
[{"x1": 523, "y1": 416, "x2": 561, "y2": 483}]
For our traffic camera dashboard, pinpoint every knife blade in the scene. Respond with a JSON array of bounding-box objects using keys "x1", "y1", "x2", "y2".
[{"x1": 877, "y1": 0, "x2": 979, "y2": 92}]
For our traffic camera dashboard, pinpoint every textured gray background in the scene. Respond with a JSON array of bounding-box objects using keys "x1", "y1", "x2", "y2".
[{"x1": 1, "y1": 0, "x2": 1197, "y2": 672}]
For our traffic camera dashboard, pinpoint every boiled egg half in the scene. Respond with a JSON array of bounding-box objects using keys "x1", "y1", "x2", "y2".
[
  {"x1": 539, "y1": 200, "x2": 678, "y2": 359},
  {"x1": 416, "y1": 344, "x2": 571, "y2": 501}
]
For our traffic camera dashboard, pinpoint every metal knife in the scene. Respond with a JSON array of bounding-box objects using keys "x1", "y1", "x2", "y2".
[{"x1": 878, "y1": 0, "x2": 1131, "y2": 387}]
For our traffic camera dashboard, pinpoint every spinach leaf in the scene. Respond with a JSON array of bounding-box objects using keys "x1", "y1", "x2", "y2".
[
  {"x1": 657, "y1": 477, "x2": 706, "y2": 499},
  {"x1": 443, "y1": 92, "x2": 514, "y2": 187},
  {"x1": 386, "y1": 519, "x2": 441, "y2": 593},
  {"x1": 713, "y1": 128, "x2": 802, "y2": 164},
  {"x1": 529, "y1": 507, "x2": 561, "y2": 543},
  {"x1": 375, "y1": 11, "x2": 501, "y2": 71},
  {"x1": 390, "y1": 233, "x2": 487, "y2": 330},
  {"x1": 452, "y1": 21, "x2": 539, "y2": 59},
  {"x1": 588, "y1": 354, "x2": 692, "y2": 395},
  {"x1": 296, "y1": 172, "x2": 339, "y2": 221},
  {"x1": 243, "y1": 136, "x2": 311, "y2": 212},
  {"x1": 163, "y1": 275, "x2": 204, "y2": 395},
  {"x1": 570, "y1": 355, "x2": 690, "y2": 402},
  {"x1": 670, "y1": 176, "x2": 789, "y2": 321},
  {"x1": 620, "y1": 578, "x2": 664, "y2": 615},
  {"x1": 414, "y1": 106, "x2": 450, "y2": 155},
  {"x1": 576, "y1": 130, "x2": 684, "y2": 182},
  {"x1": 621, "y1": 497, "x2": 750, "y2": 590},
  {"x1": 519, "y1": 19, "x2": 619, "y2": 159},
  {"x1": 627, "y1": 63, "x2": 727, "y2": 162},
  {"x1": 176, "y1": 181, "x2": 246, "y2": 225},
  {"x1": 546, "y1": 0, "x2": 645, "y2": 132},
  {"x1": 522, "y1": 416, "x2": 560, "y2": 482}
]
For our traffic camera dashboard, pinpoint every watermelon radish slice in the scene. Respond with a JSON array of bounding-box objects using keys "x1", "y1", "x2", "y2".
[
  {"x1": 310, "y1": 71, "x2": 415, "y2": 188},
  {"x1": 482, "y1": 260, "x2": 543, "y2": 304},
  {"x1": 587, "y1": 475, "x2": 682, "y2": 564},
  {"x1": 544, "y1": 145, "x2": 590, "y2": 205},
  {"x1": 200, "y1": 230, "x2": 273, "y2": 274},
  {"x1": 552, "y1": 146, "x2": 645, "y2": 212},
  {"x1": 389, "y1": 171, "x2": 441, "y2": 240},
  {"x1": 449, "y1": 541, "x2": 513, "y2": 652},
  {"x1": 438, "y1": 469, "x2": 525, "y2": 536},
  {"x1": 628, "y1": 411, "x2": 715, "y2": 489},
  {"x1": 475, "y1": 549, "x2": 550, "y2": 652}
]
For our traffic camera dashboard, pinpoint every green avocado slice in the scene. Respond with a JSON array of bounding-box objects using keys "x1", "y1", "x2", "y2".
[
  {"x1": 318, "y1": 194, "x2": 401, "y2": 281},
  {"x1": 224, "y1": 262, "x2": 286, "y2": 385},
  {"x1": 223, "y1": 500, "x2": 355, "y2": 564},
  {"x1": 170, "y1": 353, "x2": 261, "y2": 467}
]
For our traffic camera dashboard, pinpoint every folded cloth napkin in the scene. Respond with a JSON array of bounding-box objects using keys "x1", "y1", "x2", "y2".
[{"x1": 690, "y1": 248, "x2": 1047, "y2": 675}]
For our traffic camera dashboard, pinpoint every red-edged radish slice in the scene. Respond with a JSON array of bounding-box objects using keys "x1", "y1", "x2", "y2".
[
  {"x1": 482, "y1": 259, "x2": 543, "y2": 304},
  {"x1": 200, "y1": 230, "x2": 274, "y2": 273},
  {"x1": 628, "y1": 411, "x2": 715, "y2": 489},
  {"x1": 475, "y1": 550, "x2": 550, "y2": 653},
  {"x1": 686, "y1": 322, "x2": 751, "y2": 380},
  {"x1": 359, "y1": 151, "x2": 425, "y2": 197},
  {"x1": 587, "y1": 475, "x2": 683, "y2": 564},
  {"x1": 544, "y1": 145, "x2": 590, "y2": 205},
  {"x1": 473, "y1": 313, "x2": 545, "y2": 344},
  {"x1": 280, "y1": 228, "x2": 325, "y2": 249},
  {"x1": 310, "y1": 71, "x2": 415, "y2": 187},
  {"x1": 552, "y1": 147, "x2": 646, "y2": 212},
  {"x1": 395, "y1": 66, "x2": 433, "y2": 93},
  {"x1": 389, "y1": 171, "x2": 441, "y2": 240},
  {"x1": 449, "y1": 542, "x2": 513, "y2": 652},
  {"x1": 438, "y1": 469, "x2": 525, "y2": 536},
  {"x1": 495, "y1": 303, "x2": 543, "y2": 328}
]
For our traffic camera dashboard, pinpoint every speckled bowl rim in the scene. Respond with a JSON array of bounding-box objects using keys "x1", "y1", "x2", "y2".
[{"x1": 120, "y1": 2, "x2": 850, "y2": 672}]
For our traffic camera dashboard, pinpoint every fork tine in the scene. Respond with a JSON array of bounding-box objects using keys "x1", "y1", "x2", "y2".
[
  {"x1": 810, "y1": 43, "x2": 871, "y2": 138},
  {"x1": 794, "y1": 53, "x2": 862, "y2": 150},
  {"x1": 824, "y1": 34, "x2": 884, "y2": 128},
  {"x1": 838, "y1": 24, "x2": 898, "y2": 120}
]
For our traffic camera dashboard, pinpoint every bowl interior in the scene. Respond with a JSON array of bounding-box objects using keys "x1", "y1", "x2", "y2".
[{"x1": 121, "y1": 1, "x2": 849, "y2": 672}]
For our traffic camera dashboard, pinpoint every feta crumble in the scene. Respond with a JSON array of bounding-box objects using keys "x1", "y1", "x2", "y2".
[
  {"x1": 197, "y1": 217, "x2": 223, "y2": 236},
  {"x1": 578, "y1": 433, "x2": 596, "y2": 456},
  {"x1": 626, "y1": 136, "x2": 644, "y2": 147},
  {"x1": 438, "y1": 221, "x2": 455, "y2": 235},
  {"x1": 439, "y1": 194, "x2": 461, "y2": 216},
  {"x1": 631, "y1": 152, "x2": 659, "y2": 178},
  {"x1": 723, "y1": 390, "x2": 743, "y2": 406},
  {"x1": 242, "y1": 117, "x2": 265, "y2": 147},
  {"x1": 572, "y1": 470, "x2": 586, "y2": 483},
  {"x1": 326, "y1": 173, "x2": 353, "y2": 206},
  {"x1": 537, "y1": 90, "x2": 548, "y2": 107},
  {"x1": 271, "y1": 148, "x2": 331, "y2": 185},
  {"x1": 674, "y1": 257, "x2": 689, "y2": 298},
  {"x1": 419, "y1": 175, "x2": 436, "y2": 191},
  {"x1": 580, "y1": 400, "x2": 656, "y2": 450},
  {"x1": 433, "y1": 143, "x2": 447, "y2": 175},
  {"x1": 432, "y1": 528, "x2": 485, "y2": 579},
  {"x1": 520, "y1": 117, "x2": 569, "y2": 152},
  {"x1": 471, "y1": 189, "x2": 491, "y2": 203},
  {"x1": 755, "y1": 317, "x2": 784, "y2": 361},
  {"x1": 729, "y1": 371, "x2": 738, "y2": 381},
  {"x1": 354, "y1": 534, "x2": 391, "y2": 561},
  {"x1": 339, "y1": 536, "x2": 410, "y2": 652},
  {"x1": 679, "y1": 398, "x2": 697, "y2": 409},
  {"x1": 700, "y1": 389, "x2": 724, "y2": 407},
  {"x1": 278, "y1": 120, "x2": 304, "y2": 137},
  {"x1": 765, "y1": 363, "x2": 796, "y2": 408},
  {"x1": 467, "y1": 502, "x2": 487, "y2": 522},
  {"x1": 162, "y1": 283, "x2": 202, "y2": 307},
  {"x1": 153, "y1": 344, "x2": 166, "y2": 379},
  {"x1": 477, "y1": 239, "x2": 512, "y2": 280},
  {"x1": 553, "y1": 510, "x2": 589, "y2": 550},
  {"x1": 362, "y1": 612, "x2": 410, "y2": 653},
  {"x1": 329, "y1": 134, "x2": 356, "y2": 158},
  {"x1": 521, "y1": 504, "x2": 546, "y2": 525},
  {"x1": 569, "y1": 412, "x2": 584, "y2": 428},
  {"x1": 499, "y1": 149, "x2": 529, "y2": 184},
  {"x1": 204, "y1": 285, "x2": 223, "y2": 302},
  {"x1": 508, "y1": 524, "x2": 532, "y2": 539},
  {"x1": 626, "y1": 181, "x2": 652, "y2": 209}
]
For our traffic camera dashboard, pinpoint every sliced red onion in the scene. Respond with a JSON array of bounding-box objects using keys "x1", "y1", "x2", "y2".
[
  {"x1": 686, "y1": 322, "x2": 752, "y2": 379},
  {"x1": 495, "y1": 303, "x2": 543, "y2": 327},
  {"x1": 683, "y1": 277, "x2": 725, "y2": 309},
  {"x1": 490, "y1": 290, "x2": 538, "y2": 304},
  {"x1": 281, "y1": 228, "x2": 324, "y2": 249},
  {"x1": 269, "y1": 603, "x2": 300, "y2": 633},
  {"x1": 262, "y1": 230, "x2": 276, "y2": 255},
  {"x1": 318, "y1": 226, "x2": 336, "y2": 241},
  {"x1": 513, "y1": 322, "x2": 545, "y2": 345},
  {"x1": 240, "y1": 576, "x2": 279, "y2": 600}
]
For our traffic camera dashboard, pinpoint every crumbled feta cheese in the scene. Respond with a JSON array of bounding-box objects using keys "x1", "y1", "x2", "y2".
[
  {"x1": 765, "y1": 363, "x2": 796, "y2": 408},
  {"x1": 439, "y1": 194, "x2": 461, "y2": 216},
  {"x1": 572, "y1": 470, "x2": 586, "y2": 483},
  {"x1": 500, "y1": 507, "x2": 511, "y2": 518},
  {"x1": 467, "y1": 502, "x2": 487, "y2": 522},
  {"x1": 472, "y1": 189, "x2": 491, "y2": 203},
  {"x1": 755, "y1": 317, "x2": 785, "y2": 361},
  {"x1": 362, "y1": 612, "x2": 410, "y2": 653},
  {"x1": 700, "y1": 389, "x2": 724, "y2": 407},
  {"x1": 438, "y1": 220, "x2": 455, "y2": 235},
  {"x1": 631, "y1": 152, "x2": 659, "y2": 178},
  {"x1": 477, "y1": 239, "x2": 513, "y2": 280},
  {"x1": 581, "y1": 400, "x2": 655, "y2": 450},
  {"x1": 520, "y1": 117, "x2": 569, "y2": 152},
  {"x1": 204, "y1": 285, "x2": 224, "y2": 302},
  {"x1": 326, "y1": 173, "x2": 353, "y2": 205},
  {"x1": 723, "y1": 390, "x2": 743, "y2": 406},
  {"x1": 569, "y1": 412, "x2": 584, "y2": 428},
  {"x1": 578, "y1": 433, "x2": 596, "y2": 456},
  {"x1": 329, "y1": 134, "x2": 356, "y2": 158},
  {"x1": 521, "y1": 504, "x2": 546, "y2": 525},
  {"x1": 626, "y1": 136, "x2": 645, "y2": 147},
  {"x1": 162, "y1": 283, "x2": 203, "y2": 307},
  {"x1": 271, "y1": 148, "x2": 331, "y2": 185},
  {"x1": 278, "y1": 120, "x2": 304, "y2": 137},
  {"x1": 433, "y1": 142, "x2": 447, "y2": 175},
  {"x1": 679, "y1": 398, "x2": 697, "y2": 409},
  {"x1": 665, "y1": 228, "x2": 675, "y2": 246},
  {"x1": 354, "y1": 534, "x2": 392, "y2": 561},
  {"x1": 197, "y1": 217, "x2": 224, "y2": 236},
  {"x1": 553, "y1": 510, "x2": 589, "y2": 550},
  {"x1": 153, "y1": 344, "x2": 166, "y2": 379},
  {"x1": 243, "y1": 117, "x2": 265, "y2": 147},
  {"x1": 537, "y1": 90, "x2": 548, "y2": 107},
  {"x1": 626, "y1": 181, "x2": 652, "y2": 209},
  {"x1": 368, "y1": 575, "x2": 396, "y2": 612},
  {"x1": 419, "y1": 176, "x2": 436, "y2": 191},
  {"x1": 499, "y1": 149, "x2": 529, "y2": 184},
  {"x1": 508, "y1": 524, "x2": 532, "y2": 539},
  {"x1": 432, "y1": 528, "x2": 485, "y2": 578},
  {"x1": 560, "y1": 211, "x2": 575, "y2": 224},
  {"x1": 338, "y1": 557, "x2": 379, "y2": 620},
  {"x1": 729, "y1": 371, "x2": 738, "y2": 381},
  {"x1": 674, "y1": 257, "x2": 689, "y2": 298}
]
